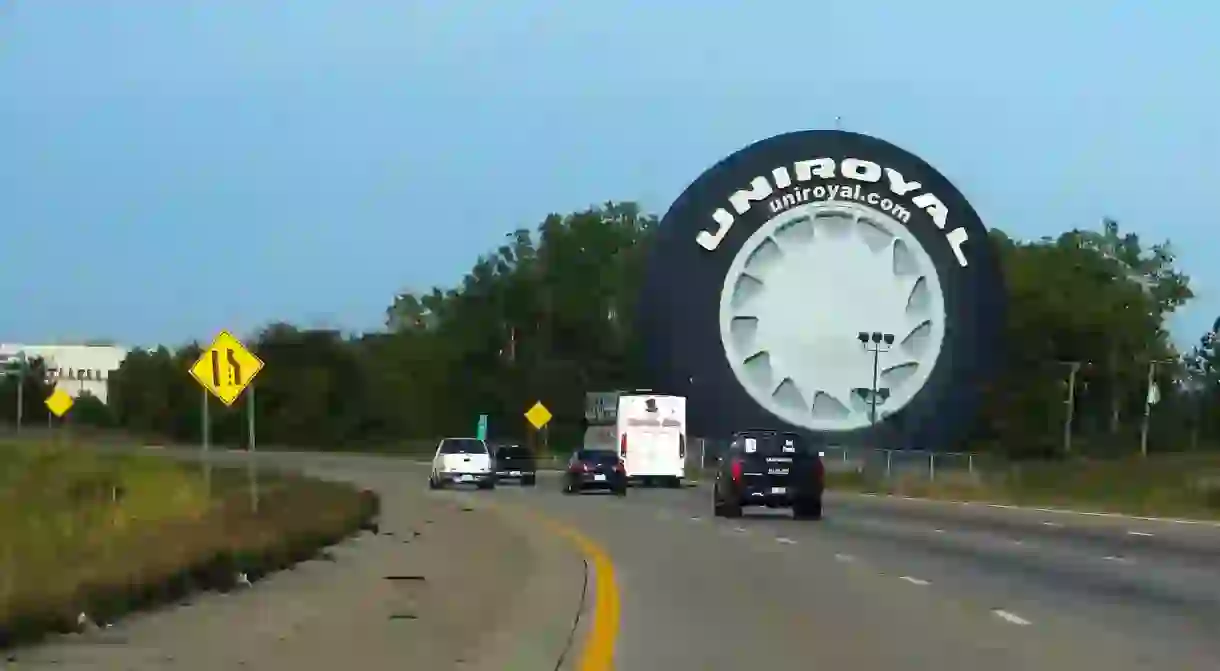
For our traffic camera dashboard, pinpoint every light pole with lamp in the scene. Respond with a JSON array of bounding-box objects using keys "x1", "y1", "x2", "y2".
[{"x1": 856, "y1": 331, "x2": 895, "y2": 425}]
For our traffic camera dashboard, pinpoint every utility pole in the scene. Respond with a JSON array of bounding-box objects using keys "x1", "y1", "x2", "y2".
[
  {"x1": 1060, "y1": 361, "x2": 1082, "y2": 455},
  {"x1": 1139, "y1": 359, "x2": 1175, "y2": 458}
]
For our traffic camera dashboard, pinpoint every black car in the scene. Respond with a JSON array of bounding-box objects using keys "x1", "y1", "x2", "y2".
[
  {"x1": 492, "y1": 443, "x2": 537, "y2": 486},
  {"x1": 562, "y1": 449, "x2": 627, "y2": 496},
  {"x1": 712, "y1": 429, "x2": 823, "y2": 520}
]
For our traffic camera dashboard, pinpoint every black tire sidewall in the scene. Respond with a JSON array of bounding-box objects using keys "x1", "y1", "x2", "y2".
[{"x1": 638, "y1": 130, "x2": 1005, "y2": 450}]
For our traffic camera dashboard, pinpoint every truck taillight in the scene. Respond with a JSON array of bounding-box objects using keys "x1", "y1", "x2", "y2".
[
  {"x1": 620, "y1": 434, "x2": 627, "y2": 458},
  {"x1": 678, "y1": 435, "x2": 685, "y2": 460},
  {"x1": 730, "y1": 459, "x2": 743, "y2": 483}
]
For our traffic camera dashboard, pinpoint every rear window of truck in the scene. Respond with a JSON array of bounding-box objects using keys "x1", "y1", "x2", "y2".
[{"x1": 731, "y1": 432, "x2": 810, "y2": 456}]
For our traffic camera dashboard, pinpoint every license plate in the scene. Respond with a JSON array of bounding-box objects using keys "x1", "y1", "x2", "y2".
[
  {"x1": 770, "y1": 486, "x2": 786, "y2": 495},
  {"x1": 768, "y1": 468, "x2": 789, "y2": 475},
  {"x1": 510, "y1": 470, "x2": 521, "y2": 477},
  {"x1": 594, "y1": 474, "x2": 606, "y2": 481},
  {"x1": 459, "y1": 474, "x2": 473, "y2": 482}
]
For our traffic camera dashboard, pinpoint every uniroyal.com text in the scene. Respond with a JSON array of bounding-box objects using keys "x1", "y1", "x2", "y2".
[{"x1": 767, "y1": 183, "x2": 911, "y2": 222}]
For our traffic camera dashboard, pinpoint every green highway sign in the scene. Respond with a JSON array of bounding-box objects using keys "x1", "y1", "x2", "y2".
[
  {"x1": 476, "y1": 414, "x2": 488, "y2": 441},
  {"x1": 0, "y1": 351, "x2": 27, "y2": 378}
]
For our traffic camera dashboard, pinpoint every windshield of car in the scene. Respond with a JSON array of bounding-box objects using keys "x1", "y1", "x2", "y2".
[
  {"x1": 576, "y1": 450, "x2": 620, "y2": 465},
  {"x1": 440, "y1": 439, "x2": 487, "y2": 455}
]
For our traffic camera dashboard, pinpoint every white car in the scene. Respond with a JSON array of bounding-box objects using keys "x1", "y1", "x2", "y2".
[{"x1": 428, "y1": 437, "x2": 496, "y2": 490}]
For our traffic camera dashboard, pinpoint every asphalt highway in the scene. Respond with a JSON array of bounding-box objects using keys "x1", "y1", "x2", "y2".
[
  {"x1": 112, "y1": 449, "x2": 1220, "y2": 670},
  {"x1": 496, "y1": 470, "x2": 1220, "y2": 671}
]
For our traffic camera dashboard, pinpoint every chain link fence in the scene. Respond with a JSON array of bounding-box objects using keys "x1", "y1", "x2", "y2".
[{"x1": 686, "y1": 437, "x2": 986, "y2": 483}]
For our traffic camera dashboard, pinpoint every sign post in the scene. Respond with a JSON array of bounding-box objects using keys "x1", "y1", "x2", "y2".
[
  {"x1": 188, "y1": 330, "x2": 266, "y2": 511},
  {"x1": 247, "y1": 384, "x2": 258, "y2": 513},
  {"x1": 44, "y1": 389, "x2": 74, "y2": 446},
  {"x1": 524, "y1": 401, "x2": 552, "y2": 453},
  {"x1": 476, "y1": 414, "x2": 488, "y2": 441},
  {"x1": 201, "y1": 387, "x2": 211, "y2": 495},
  {"x1": 1, "y1": 352, "x2": 27, "y2": 432}
]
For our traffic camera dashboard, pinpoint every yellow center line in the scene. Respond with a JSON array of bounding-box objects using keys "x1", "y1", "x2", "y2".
[
  {"x1": 542, "y1": 518, "x2": 620, "y2": 671},
  {"x1": 488, "y1": 499, "x2": 619, "y2": 671}
]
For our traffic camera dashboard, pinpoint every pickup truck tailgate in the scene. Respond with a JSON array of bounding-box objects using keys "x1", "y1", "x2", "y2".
[
  {"x1": 736, "y1": 432, "x2": 820, "y2": 497},
  {"x1": 442, "y1": 453, "x2": 490, "y2": 472}
]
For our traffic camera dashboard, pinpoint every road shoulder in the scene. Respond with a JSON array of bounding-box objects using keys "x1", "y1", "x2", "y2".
[
  {"x1": 6, "y1": 479, "x2": 563, "y2": 670},
  {"x1": 456, "y1": 495, "x2": 593, "y2": 671}
]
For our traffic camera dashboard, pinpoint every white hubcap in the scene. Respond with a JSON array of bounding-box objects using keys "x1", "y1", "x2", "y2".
[{"x1": 718, "y1": 201, "x2": 947, "y2": 432}]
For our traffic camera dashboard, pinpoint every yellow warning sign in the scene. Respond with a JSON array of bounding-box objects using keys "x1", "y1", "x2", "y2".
[
  {"x1": 525, "y1": 401, "x2": 552, "y2": 430},
  {"x1": 45, "y1": 389, "x2": 74, "y2": 417},
  {"x1": 188, "y1": 330, "x2": 265, "y2": 406}
]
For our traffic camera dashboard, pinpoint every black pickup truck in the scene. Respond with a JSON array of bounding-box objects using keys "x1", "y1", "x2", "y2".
[
  {"x1": 492, "y1": 444, "x2": 537, "y2": 486},
  {"x1": 712, "y1": 429, "x2": 823, "y2": 520}
]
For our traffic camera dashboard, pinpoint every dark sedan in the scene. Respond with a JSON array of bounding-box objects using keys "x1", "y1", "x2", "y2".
[{"x1": 562, "y1": 449, "x2": 627, "y2": 496}]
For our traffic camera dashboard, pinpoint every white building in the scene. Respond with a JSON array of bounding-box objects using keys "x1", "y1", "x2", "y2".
[{"x1": 0, "y1": 344, "x2": 129, "y2": 404}]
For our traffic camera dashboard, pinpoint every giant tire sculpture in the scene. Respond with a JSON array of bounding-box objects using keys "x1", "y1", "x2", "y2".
[{"x1": 637, "y1": 130, "x2": 1006, "y2": 449}]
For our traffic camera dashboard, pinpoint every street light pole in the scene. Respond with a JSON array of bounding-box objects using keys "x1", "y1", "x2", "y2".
[{"x1": 857, "y1": 331, "x2": 895, "y2": 426}]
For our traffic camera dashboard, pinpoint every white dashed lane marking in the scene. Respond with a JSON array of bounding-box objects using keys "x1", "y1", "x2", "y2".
[
  {"x1": 834, "y1": 553, "x2": 855, "y2": 563},
  {"x1": 775, "y1": 537, "x2": 797, "y2": 545},
  {"x1": 1128, "y1": 530, "x2": 1154, "y2": 537},
  {"x1": 992, "y1": 609, "x2": 1032, "y2": 626},
  {"x1": 1103, "y1": 555, "x2": 1134, "y2": 564},
  {"x1": 1042, "y1": 521, "x2": 1062, "y2": 528},
  {"x1": 732, "y1": 526, "x2": 748, "y2": 533},
  {"x1": 899, "y1": 576, "x2": 930, "y2": 586}
]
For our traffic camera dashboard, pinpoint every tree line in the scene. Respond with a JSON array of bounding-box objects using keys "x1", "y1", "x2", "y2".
[{"x1": 3, "y1": 202, "x2": 1218, "y2": 459}]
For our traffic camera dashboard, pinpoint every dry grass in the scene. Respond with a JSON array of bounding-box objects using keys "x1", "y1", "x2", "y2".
[
  {"x1": 826, "y1": 453, "x2": 1220, "y2": 520},
  {"x1": 0, "y1": 442, "x2": 379, "y2": 649}
]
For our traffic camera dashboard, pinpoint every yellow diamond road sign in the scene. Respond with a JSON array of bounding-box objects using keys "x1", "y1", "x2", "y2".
[
  {"x1": 45, "y1": 389, "x2": 74, "y2": 417},
  {"x1": 189, "y1": 330, "x2": 265, "y2": 406},
  {"x1": 525, "y1": 401, "x2": 552, "y2": 430}
]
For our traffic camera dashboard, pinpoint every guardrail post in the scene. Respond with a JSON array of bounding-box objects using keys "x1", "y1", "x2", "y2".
[
  {"x1": 929, "y1": 452, "x2": 936, "y2": 481},
  {"x1": 968, "y1": 453, "x2": 974, "y2": 476},
  {"x1": 885, "y1": 450, "x2": 892, "y2": 480}
]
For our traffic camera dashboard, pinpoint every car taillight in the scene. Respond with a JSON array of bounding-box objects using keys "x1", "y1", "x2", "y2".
[
  {"x1": 814, "y1": 457, "x2": 824, "y2": 482},
  {"x1": 620, "y1": 434, "x2": 627, "y2": 458},
  {"x1": 730, "y1": 459, "x2": 743, "y2": 483},
  {"x1": 615, "y1": 461, "x2": 625, "y2": 473}
]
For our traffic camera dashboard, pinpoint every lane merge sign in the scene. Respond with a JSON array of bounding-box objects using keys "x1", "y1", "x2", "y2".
[{"x1": 189, "y1": 330, "x2": 265, "y2": 406}]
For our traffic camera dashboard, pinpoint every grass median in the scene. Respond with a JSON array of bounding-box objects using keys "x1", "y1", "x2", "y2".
[
  {"x1": 0, "y1": 441, "x2": 380, "y2": 650},
  {"x1": 825, "y1": 454, "x2": 1220, "y2": 520}
]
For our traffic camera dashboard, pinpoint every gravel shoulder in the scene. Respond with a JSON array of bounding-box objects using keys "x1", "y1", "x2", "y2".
[{"x1": 7, "y1": 463, "x2": 588, "y2": 670}]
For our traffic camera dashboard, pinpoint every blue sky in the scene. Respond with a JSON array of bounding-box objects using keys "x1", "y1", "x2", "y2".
[{"x1": 1, "y1": 1, "x2": 1217, "y2": 349}]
